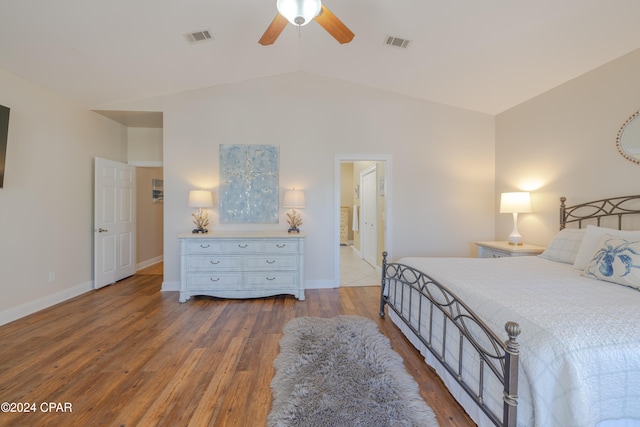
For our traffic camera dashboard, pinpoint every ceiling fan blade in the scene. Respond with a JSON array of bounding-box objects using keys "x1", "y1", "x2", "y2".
[
  {"x1": 315, "y1": 5, "x2": 354, "y2": 44},
  {"x1": 259, "y1": 13, "x2": 288, "y2": 45}
]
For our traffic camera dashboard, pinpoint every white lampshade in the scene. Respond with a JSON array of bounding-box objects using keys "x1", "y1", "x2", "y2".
[
  {"x1": 188, "y1": 190, "x2": 214, "y2": 208},
  {"x1": 500, "y1": 192, "x2": 531, "y2": 214},
  {"x1": 283, "y1": 189, "x2": 306, "y2": 208},
  {"x1": 277, "y1": 0, "x2": 321, "y2": 26}
]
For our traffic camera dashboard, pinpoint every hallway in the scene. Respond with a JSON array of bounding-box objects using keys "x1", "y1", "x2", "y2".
[{"x1": 340, "y1": 245, "x2": 379, "y2": 287}]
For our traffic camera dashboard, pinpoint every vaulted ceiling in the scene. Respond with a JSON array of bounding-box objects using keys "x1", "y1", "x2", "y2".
[{"x1": 1, "y1": 0, "x2": 640, "y2": 116}]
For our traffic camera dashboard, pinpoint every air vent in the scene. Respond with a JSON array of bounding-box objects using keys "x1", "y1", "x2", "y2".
[
  {"x1": 184, "y1": 29, "x2": 213, "y2": 44},
  {"x1": 384, "y1": 35, "x2": 411, "y2": 49}
]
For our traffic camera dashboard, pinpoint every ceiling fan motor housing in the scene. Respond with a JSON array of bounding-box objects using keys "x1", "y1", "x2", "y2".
[{"x1": 277, "y1": 0, "x2": 322, "y2": 26}]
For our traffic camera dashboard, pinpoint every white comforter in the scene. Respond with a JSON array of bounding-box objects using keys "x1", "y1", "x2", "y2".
[{"x1": 392, "y1": 256, "x2": 640, "y2": 427}]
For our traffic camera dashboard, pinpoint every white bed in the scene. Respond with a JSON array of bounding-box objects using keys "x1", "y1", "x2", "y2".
[{"x1": 380, "y1": 196, "x2": 640, "y2": 427}]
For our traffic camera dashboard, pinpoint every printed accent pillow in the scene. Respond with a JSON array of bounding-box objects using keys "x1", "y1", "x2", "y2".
[
  {"x1": 573, "y1": 225, "x2": 640, "y2": 270},
  {"x1": 584, "y1": 234, "x2": 640, "y2": 291},
  {"x1": 538, "y1": 228, "x2": 585, "y2": 264}
]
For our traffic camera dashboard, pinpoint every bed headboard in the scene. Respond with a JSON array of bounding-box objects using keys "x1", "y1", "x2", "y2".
[{"x1": 560, "y1": 195, "x2": 640, "y2": 230}]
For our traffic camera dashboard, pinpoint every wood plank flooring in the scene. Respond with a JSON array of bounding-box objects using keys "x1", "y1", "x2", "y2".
[{"x1": 0, "y1": 267, "x2": 475, "y2": 427}]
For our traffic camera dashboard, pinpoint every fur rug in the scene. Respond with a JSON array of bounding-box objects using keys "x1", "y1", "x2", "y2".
[{"x1": 268, "y1": 315, "x2": 439, "y2": 427}]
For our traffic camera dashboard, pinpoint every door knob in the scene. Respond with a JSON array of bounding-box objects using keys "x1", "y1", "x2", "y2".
[{"x1": 97, "y1": 228, "x2": 108, "y2": 233}]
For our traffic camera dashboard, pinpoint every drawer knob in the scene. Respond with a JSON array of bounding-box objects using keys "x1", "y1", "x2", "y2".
[
  {"x1": 266, "y1": 276, "x2": 276, "y2": 281},
  {"x1": 238, "y1": 244, "x2": 248, "y2": 248},
  {"x1": 200, "y1": 244, "x2": 210, "y2": 248},
  {"x1": 276, "y1": 244, "x2": 286, "y2": 248},
  {"x1": 266, "y1": 260, "x2": 276, "y2": 264},
  {"x1": 210, "y1": 260, "x2": 220, "y2": 264},
  {"x1": 210, "y1": 277, "x2": 220, "y2": 282}
]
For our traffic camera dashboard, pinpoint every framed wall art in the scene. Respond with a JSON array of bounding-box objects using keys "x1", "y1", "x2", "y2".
[
  {"x1": 219, "y1": 144, "x2": 279, "y2": 223},
  {"x1": 152, "y1": 178, "x2": 163, "y2": 202}
]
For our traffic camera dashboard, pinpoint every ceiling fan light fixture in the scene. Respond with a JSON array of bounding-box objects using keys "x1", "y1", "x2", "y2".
[{"x1": 277, "y1": 0, "x2": 322, "y2": 27}]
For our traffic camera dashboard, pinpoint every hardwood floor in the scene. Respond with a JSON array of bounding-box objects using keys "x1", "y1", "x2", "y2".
[{"x1": 0, "y1": 267, "x2": 475, "y2": 427}]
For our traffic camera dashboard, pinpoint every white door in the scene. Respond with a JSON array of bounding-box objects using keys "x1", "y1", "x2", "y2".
[
  {"x1": 360, "y1": 166, "x2": 378, "y2": 267},
  {"x1": 94, "y1": 157, "x2": 136, "y2": 289}
]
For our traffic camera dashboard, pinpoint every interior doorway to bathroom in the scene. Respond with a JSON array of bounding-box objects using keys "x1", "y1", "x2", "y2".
[{"x1": 335, "y1": 155, "x2": 391, "y2": 287}]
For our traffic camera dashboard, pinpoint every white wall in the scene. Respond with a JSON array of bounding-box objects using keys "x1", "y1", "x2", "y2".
[
  {"x1": 3, "y1": 46, "x2": 640, "y2": 321},
  {"x1": 0, "y1": 67, "x2": 127, "y2": 324},
  {"x1": 128, "y1": 127, "x2": 162, "y2": 164},
  {"x1": 113, "y1": 72, "x2": 496, "y2": 290},
  {"x1": 496, "y1": 48, "x2": 640, "y2": 245}
]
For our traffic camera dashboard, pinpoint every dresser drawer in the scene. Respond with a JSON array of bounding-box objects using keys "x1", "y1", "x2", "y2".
[
  {"x1": 245, "y1": 255, "x2": 297, "y2": 271},
  {"x1": 185, "y1": 272, "x2": 243, "y2": 290},
  {"x1": 186, "y1": 256, "x2": 242, "y2": 271},
  {"x1": 222, "y1": 240, "x2": 264, "y2": 253},
  {"x1": 263, "y1": 240, "x2": 299, "y2": 253},
  {"x1": 245, "y1": 272, "x2": 298, "y2": 287},
  {"x1": 186, "y1": 240, "x2": 223, "y2": 254}
]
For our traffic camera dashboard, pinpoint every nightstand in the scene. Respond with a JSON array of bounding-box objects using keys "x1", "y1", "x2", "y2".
[{"x1": 476, "y1": 241, "x2": 546, "y2": 258}]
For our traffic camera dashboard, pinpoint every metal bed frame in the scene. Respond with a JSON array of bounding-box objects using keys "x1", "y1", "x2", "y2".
[
  {"x1": 560, "y1": 195, "x2": 640, "y2": 229},
  {"x1": 379, "y1": 195, "x2": 640, "y2": 427}
]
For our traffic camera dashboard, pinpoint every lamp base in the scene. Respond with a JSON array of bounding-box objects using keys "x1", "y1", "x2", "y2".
[
  {"x1": 287, "y1": 227, "x2": 300, "y2": 234},
  {"x1": 507, "y1": 233, "x2": 523, "y2": 245},
  {"x1": 192, "y1": 228, "x2": 208, "y2": 234},
  {"x1": 508, "y1": 212, "x2": 523, "y2": 245}
]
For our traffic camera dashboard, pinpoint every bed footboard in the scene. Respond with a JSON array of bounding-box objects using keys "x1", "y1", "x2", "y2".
[{"x1": 379, "y1": 252, "x2": 520, "y2": 427}]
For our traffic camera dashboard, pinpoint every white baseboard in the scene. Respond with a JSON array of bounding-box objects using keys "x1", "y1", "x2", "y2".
[
  {"x1": 0, "y1": 281, "x2": 94, "y2": 326},
  {"x1": 136, "y1": 255, "x2": 163, "y2": 271}
]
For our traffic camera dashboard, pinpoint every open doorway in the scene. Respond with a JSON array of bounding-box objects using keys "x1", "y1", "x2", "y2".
[
  {"x1": 334, "y1": 155, "x2": 392, "y2": 287},
  {"x1": 135, "y1": 166, "x2": 164, "y2": 271},
  {"x1": 93, "y1": 110, "x2": 164, "y2": 275}
]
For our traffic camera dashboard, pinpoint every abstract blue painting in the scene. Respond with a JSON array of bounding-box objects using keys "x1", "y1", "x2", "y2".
[{"x1": 219, "y1": 144, "x2": 279, "y2": 223}]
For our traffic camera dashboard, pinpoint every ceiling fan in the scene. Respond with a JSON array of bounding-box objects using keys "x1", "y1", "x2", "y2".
[{"x1": 259, "y1": 0, "x2": 354, "y2": 45}]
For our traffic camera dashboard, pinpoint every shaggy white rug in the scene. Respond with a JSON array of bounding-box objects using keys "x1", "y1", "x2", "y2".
[{"x1": 268, "y1": 315, "x2": 439, "y2": 427}]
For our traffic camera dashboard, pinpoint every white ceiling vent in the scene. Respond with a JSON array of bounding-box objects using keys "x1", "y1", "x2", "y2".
[
  {"x1": 384, "y1": 35, "x2": 411, "y2": 49},
  {"x1": 184, "y1": 29, "x2": 213, "y2": 44}
]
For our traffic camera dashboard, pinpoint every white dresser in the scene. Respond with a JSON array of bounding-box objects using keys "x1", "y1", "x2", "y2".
[{"x1": 179, "y1": 231, "x2": 305, "y2": 302}]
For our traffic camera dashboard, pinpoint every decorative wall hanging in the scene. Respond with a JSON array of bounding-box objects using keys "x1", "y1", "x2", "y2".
[
  {"x1": 219, "y1": 144, "x2": 279, "y2": 223},
  {"x1": 616, "y1": 109, "x2": 640, "y2": 164},
  {"x1": 152, "y1": 178, "x2": 163, "y2": 202}
]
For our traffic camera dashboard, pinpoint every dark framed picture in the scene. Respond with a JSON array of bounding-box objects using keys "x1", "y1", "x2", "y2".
[{"x1": 152, "y1": 179, "x2": 163, "y2": 202}]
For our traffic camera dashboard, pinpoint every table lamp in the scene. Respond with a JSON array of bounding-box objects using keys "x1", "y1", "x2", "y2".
[
  {"x1": 283, "y1": 189, "x2": 305, "y2": 233},
  {"x1": 500, "y1": 192, "x2": 531, "y2": 245},
  {"x1": 188, "y1": 190, "x2": 214, "y2": 233}
]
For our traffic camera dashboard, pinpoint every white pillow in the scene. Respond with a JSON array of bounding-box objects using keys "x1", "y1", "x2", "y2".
[
  {"x1": 538, "y1": 228, "x2": 585, "y2": 264},
  {"x1": 584, "y1": 234, "x2": 640, "y2": 291},
  {"x1": 573, "y1": 225, "x2": 640, "y2": 270}
]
